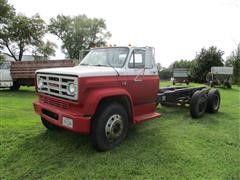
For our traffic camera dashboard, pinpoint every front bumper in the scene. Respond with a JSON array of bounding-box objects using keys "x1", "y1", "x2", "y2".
[
  {"x1": 33, "y1": 101, "x2": 91, "y2": 134},
  {"x1": 0, "y1": 81, "x2": 13, "y2": 88}
]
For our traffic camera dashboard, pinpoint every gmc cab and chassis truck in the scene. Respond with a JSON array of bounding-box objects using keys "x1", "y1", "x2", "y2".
[{"x1": 33, "y1": 46, "x2": 220, "y2": 151}]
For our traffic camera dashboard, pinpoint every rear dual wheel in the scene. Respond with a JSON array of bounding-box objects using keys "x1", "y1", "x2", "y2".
[
  {"x1": 190, "y1": 91, "x2": 208, "y2": 118},
  {"x1": 190, "y1": 89, "x2": 220, "y2": 118},
  {"x1": 206, "y1": 89, "x2": 220, "y2": 113}
]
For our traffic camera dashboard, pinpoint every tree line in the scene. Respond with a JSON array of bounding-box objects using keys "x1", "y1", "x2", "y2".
[
  {"x1": 158, "y1": 45, "x2": 240, "y2": 84},
  {"x1": 0, "y1": 0, "x2": 111, "y2": 61},
  {"x1": 1, "y1": 0, "x2": 239, "y2": 84}
]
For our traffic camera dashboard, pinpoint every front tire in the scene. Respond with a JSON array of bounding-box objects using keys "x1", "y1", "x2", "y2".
[
  {"x1": 91, "y1": 102, "x2": 129, "y2": 151},
  {"x1": 41, "y1": 117, "x2": 59, "y2": 130}
]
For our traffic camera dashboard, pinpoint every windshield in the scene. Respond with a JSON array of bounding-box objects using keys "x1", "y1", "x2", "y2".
[{"x1": 79, "y1": 47, "x2": 129, "y2": 68}]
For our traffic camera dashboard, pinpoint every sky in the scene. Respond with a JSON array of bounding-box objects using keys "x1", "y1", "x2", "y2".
[{"x1": 8, "y1": 0, "x2": 240, "y2": 67}]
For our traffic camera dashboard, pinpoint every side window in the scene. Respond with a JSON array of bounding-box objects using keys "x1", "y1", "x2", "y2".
[
  {"x1": 128, "y1": 49, "x2": 145, "y2": 68},
  {"x1": 0, "y1": 62, "x2": 10, "y2": 69}
]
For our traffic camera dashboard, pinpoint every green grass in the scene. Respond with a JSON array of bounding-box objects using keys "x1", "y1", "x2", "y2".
[{"x1": 0, "y1": 82, "x2": 240, "y2": 179}]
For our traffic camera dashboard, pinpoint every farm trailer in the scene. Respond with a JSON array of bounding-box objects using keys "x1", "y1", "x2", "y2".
[
  {"x1": 33, "y1": 46, "x2": 220, "y2": 151},
  {"x1": 206, "y1": 66, "x2": 233, "y2": 88},
  {"x1": 0, "y1": 60, "x2": 74, "y2": 90},
  {"x1": 172, "y1": 68, "x2": 189, "y2": 85}
]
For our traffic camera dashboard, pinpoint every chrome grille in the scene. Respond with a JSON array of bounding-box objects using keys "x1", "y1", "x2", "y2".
[
  {"x1": 37, "y1": 73, "x2": 78, "y2": 100},
  {"x1": 41, "y1": 96, "x2": 70, "y2": 109}
]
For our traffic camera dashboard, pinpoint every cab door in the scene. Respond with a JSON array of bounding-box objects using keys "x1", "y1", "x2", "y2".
[{"x1": 126, "y1": 47, "x2": 159, "y2": 106}]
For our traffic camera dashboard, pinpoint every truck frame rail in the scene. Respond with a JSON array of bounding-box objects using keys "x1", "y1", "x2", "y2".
[{"x1": 156, "y1": 86, "x2": 220, "y2": 118}]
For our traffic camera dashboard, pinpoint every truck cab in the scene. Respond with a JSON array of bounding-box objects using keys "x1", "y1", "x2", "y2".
[
  {"x1": 33, "y1": 46, "x2": 160, "y2": 151},
  {"x1": 0, "y1": 61, "x2": 13, "y2": 88}
]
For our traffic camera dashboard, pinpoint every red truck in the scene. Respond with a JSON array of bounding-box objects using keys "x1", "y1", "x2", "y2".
[{"x1": 33, "y1": 46, "x2": 220, "y2": 151}]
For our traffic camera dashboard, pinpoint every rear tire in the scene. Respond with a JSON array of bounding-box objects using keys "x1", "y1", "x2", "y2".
[
  {"x1": 91, "y1": 102, "x2": 129, "y2": 151},
  {"x1": 207, "y1": 89, "x2": 220, "y2": 113},
  {"x1": 41, "y1": 117, "x2": 58, "y2": 130},
  {"x1": 10, "y1": 81, "x2": 20, "y2": 91},
  {"x1": 190, "y1": 91, "x2": 208, "y2": 118},
  {"x1": 225, "y1": 82, "x2": 232, "y2": 89}
]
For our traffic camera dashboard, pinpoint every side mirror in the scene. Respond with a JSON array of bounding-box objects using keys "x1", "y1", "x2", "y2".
[{"x1": 145, "y1": 47, "x2": 154, "y2": 68}]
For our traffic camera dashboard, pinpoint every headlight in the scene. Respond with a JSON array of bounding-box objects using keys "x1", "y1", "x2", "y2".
[
  {"x1": 67, "y1": 82, "x2": 76, "y2": 95},
  {"x1": 37, "y1": 78, "x2": 44, "y2": 89}
]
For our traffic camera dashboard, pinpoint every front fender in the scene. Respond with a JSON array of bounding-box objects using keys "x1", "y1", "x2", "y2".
[{"x1": 82, "y1": 87, "x2": 134, "y2": 116}]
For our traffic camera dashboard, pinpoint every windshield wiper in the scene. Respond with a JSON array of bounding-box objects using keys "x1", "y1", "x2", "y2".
[
  {"x1": 94, "y1": 64, "x2": 110, "y2": 67},
  {"x1": 106, "y1": 58, "x2": 120, "y2": 76},
  {"x1": 80, "y1": 63, "x2": 89, "y2": 66}
]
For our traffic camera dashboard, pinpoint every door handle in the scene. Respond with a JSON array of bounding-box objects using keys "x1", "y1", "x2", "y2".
[
  {"x1": 134, "y1": 78, "x2": 142, "y2": 82},
  {"x1": 134, "y1": 68, "x2": 145, "y2": 82}
]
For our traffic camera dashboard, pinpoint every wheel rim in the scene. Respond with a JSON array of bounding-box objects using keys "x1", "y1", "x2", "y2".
[
  {"x1": 198, "y1": 95, "x2": 207, "y2": 113},
  {"x1": 105, "y1": 114, "x2": 123, "y2": 142},
  {"x1": 213, "y1": 94, "x2": 219, "y2": 110}
]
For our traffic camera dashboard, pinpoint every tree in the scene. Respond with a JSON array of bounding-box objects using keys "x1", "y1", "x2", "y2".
[
  {"x1": 170, "y1": 59, "x2": 192, "y2": 69},
  {"x1": 191, "y1": 46, "x2": 224, "y2": 83},
  {"x1": 0, "y1": 53, "x2": 4, "y2": 63},
  {"x1": 169, "y1": 59, "x2": 193, "y2": 80},
  {"x1": 33, "y1": 40, "x2": 57, "y2": 60},
  {"x1": 158, "y1": 67, "x2": 172, "y2": 80},
  {"x1": 225, "y1": 43, "x2": 240, "y2": 84},
  {"x1": 0, "y1": 0, "x2": 15, "y2": 23},
  {"x1": 0, "y1": 14, "x2": 46, "y2": 61},
  {"x1": 48, "y1": 15, "x2": 111, "y2": 59},
  {"x1": 0, "y1": 0, "x2": 15, "y2": 50}
]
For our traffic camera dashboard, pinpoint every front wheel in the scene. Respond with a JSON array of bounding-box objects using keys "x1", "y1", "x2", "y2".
[
  {"x1": 41, "y1": 117, "x2": 59, "y2": 131},
  {"x1": 91, "y1": 102, "x2": 129, "y2": 151}
]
